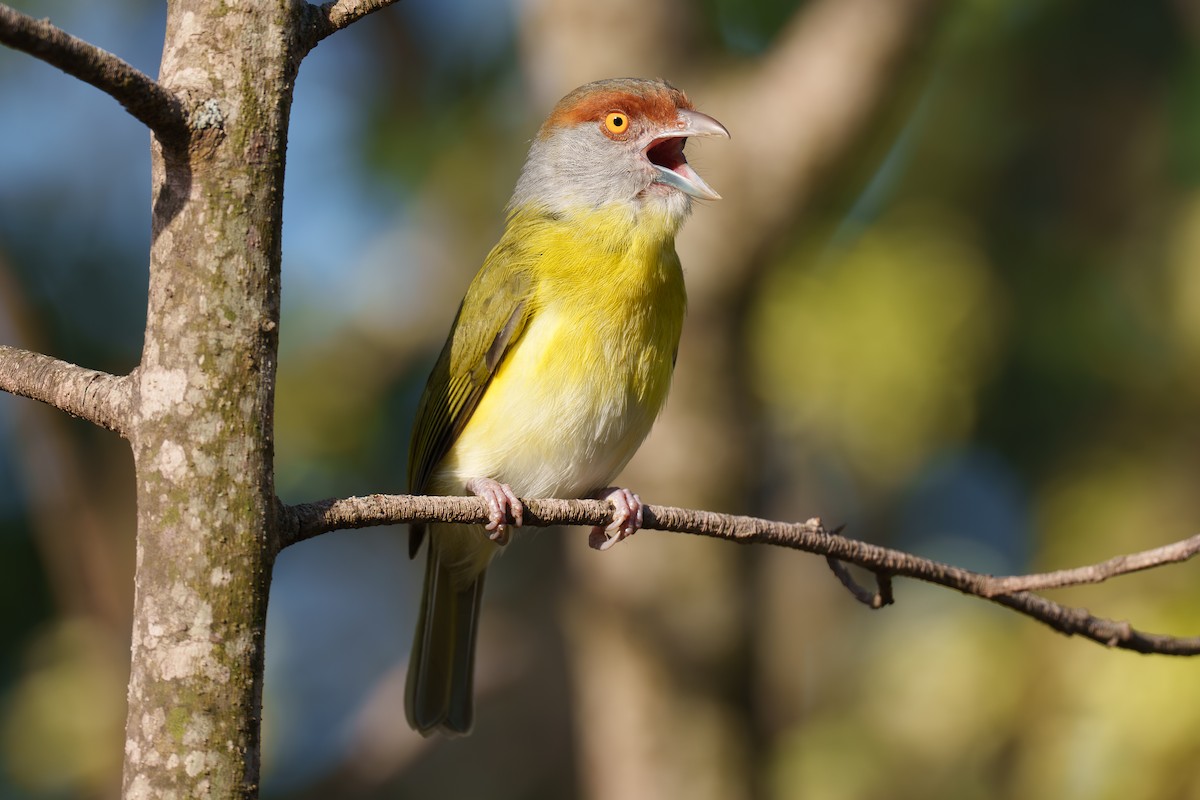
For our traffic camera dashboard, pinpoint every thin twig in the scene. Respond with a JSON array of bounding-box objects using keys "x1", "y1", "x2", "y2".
[
  {"x1": 0, "y1": 4, "x2": 187, "y2": 141},
  {"x1": 297, "y1": 0, "x2": 401, "y2": 54},
  {"x1": 979, "y1": 534, "x2": 1200, "y2": 596},
  {"x1": 0, "y1": 345, "x2": 132, "y2": 437},
  {"x1": 277, "y1": 493, "x2": 1200, "y2": 656},
  {"x1": 826, "y1": 557, "x2": 893, "y2": 609}
]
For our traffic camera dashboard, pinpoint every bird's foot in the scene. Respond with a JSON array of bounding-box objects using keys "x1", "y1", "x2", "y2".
[
  {"x1": 466, "y1": 477, "x2": 523, "y2": 545},
  {"x1": 588, "y1": 487, "x2": 643, "y2": 551}
]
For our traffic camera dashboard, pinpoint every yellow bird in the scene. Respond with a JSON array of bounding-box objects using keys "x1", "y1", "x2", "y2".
[{"x1": 405, "y1": 77, "x2": 728, "y2": 736}]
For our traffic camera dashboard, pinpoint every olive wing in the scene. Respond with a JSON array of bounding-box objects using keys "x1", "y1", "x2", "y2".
[{"x1": 407, "y1": 240, "x2": 535, "y2": 556}]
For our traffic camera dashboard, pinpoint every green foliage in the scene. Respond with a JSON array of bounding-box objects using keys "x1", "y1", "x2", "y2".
[{"x1": 751, "y1": 207, "x2": 1002, "y2": 486}]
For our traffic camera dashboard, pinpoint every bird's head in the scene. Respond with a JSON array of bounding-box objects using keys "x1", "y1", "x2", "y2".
[{"x1": 510, "y1": 78, "x2": 729, "y2": 225}]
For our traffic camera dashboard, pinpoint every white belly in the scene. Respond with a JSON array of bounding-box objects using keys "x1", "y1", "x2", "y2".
[{"x1": 431, "y1": 306, "x2": 671, "y2": 499}]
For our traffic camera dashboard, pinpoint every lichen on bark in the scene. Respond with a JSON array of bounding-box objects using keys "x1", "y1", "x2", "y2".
[{"x1": 121, "y1": 0, "x2": 299, "y2": 796}]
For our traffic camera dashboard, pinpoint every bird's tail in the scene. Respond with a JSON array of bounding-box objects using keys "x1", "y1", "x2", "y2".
[{"x1": 405, "y1": 539, "x2": 486, "y2": 736}]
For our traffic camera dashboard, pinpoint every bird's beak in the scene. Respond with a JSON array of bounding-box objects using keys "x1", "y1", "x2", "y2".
[{"x1": 644, "y1": 109, "x2": 730, "y2": 201}]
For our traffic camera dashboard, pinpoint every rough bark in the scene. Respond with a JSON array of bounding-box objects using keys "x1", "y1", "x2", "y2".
[
  {"x1": 0, "y1": 345, "x2": 131, "y2": 436},
  {"x1": 119, "y1": 1, "x2": 296, "y2": 796}
]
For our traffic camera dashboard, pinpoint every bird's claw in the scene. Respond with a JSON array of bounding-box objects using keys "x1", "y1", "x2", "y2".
[
  {"x1": 588, "y1": 487, "x2": 643, "y2": 551},
  {"x1": 466, "y1": 477, "x2": 523, "y2": 545}
]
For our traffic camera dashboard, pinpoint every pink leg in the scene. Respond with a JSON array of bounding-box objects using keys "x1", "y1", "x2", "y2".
[
  {"x1": 466, "y1": 477, "x2": 523, "y2": 545},
  {"x1": 588, "y1": 487, "x2": 643, "y2": 551}
]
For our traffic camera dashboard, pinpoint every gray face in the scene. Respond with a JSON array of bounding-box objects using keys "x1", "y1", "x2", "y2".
[{"x1": 509, "y1": 119, "x2": 694, "y2": 224}]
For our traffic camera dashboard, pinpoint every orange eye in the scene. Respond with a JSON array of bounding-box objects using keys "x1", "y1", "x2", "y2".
[{"x1": 604, "y1": 111, "x2": 629, "y2": 136}]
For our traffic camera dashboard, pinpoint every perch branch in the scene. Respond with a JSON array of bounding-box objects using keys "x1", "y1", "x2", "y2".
[
  {"x1": 278, "y1": 493, "x2": 1200, "y2": 656},
  {"x1": 297, "y1": 0, "x2": 401, "y2": 53},
  {"x1": 0, "y1": 345, "x2": 132, "y2": 437},
  {"x1": 0, "y1": 3, "x2": 186, "y2": 141}
]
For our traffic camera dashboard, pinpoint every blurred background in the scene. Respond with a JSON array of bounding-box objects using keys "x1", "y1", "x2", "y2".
[{"x1": 3, "y1": 0, "x2": 1200, "y2": 797}]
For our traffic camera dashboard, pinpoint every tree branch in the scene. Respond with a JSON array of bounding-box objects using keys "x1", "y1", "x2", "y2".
[
  {"x1": 0, "y1": 345, "x2": 132, "y2": 437},
  {"x1": 0, "y1": 3, "x2": 187, "y2": 141},
  {"x1": 277, "y1": 493, "x2": 1200, "y2": 656},
  {"x1": 296, "y1": 0, "x2": 401, "y2": 53}
]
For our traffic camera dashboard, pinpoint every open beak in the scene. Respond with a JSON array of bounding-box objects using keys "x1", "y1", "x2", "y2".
[{"x1": 644, "y1": 109, "x2": 730, "y2": 201}]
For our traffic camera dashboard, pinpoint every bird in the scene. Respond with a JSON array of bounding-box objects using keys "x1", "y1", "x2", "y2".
[{"x1": 404, "y1": 77, "x2": 728, "y2": 736}]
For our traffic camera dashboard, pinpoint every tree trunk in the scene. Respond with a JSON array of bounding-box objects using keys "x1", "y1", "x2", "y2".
[{"x1": 121, "y1": 0, "x2": 295, "y2": 795}]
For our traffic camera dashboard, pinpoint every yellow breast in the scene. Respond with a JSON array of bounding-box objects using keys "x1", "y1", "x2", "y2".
[{"x1": 432, "y1": 204, "x2": 687, "y2": 499}]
